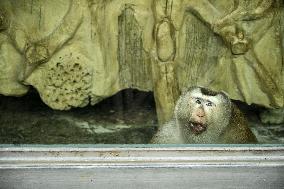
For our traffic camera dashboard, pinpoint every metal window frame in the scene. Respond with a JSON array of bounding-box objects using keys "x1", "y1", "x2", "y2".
[{"x1": 0, "y1": 144, "x2": 284, "y2": 188}]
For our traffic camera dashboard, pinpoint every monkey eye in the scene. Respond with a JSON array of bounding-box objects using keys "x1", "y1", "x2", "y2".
[
  {"x1": 195, "y1": 99, "x2": 202, "y2": 104},
  {"x1": 206, "y1": 101, "x2": 213, "y2": 107}
]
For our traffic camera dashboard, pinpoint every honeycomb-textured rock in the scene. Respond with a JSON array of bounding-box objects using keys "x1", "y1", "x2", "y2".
[{"x1": 41, "y1": 54, "x2": 92, "y2": 110}]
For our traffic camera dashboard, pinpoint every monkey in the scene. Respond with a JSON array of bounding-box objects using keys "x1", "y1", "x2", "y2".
[{"x1": 151, "y1": 86, "x2": 257, "y2": 144}]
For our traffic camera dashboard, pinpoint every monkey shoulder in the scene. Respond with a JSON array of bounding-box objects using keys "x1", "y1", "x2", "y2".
[
  {"x1": 151, "y1": 120, "x2": 183, "y2": 144},
  {"x1": 220, "y1": 105, "x2": 257, "y2": 144}
]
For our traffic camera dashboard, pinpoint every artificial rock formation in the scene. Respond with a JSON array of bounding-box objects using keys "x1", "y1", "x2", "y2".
[
  {"x1": 0, "y1": 0, "x2": 283, "y2": 124},
  {"x1": 41, "y1": 53, "x2": 92, "y2": 110}
]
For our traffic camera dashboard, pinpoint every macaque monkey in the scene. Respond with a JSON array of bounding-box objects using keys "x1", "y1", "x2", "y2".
[{"x1": 151, "y1": 87, "x2": 257, "y2": 144}]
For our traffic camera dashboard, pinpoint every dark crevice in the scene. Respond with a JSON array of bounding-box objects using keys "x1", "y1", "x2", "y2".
[{"x1": 0, "y1": 88, "x2": 158, "y2": 144}]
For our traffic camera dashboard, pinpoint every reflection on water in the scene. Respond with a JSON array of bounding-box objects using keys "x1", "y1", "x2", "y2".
[{"x1": 0, "y1": 90, "x2": 283, "y2": 144}]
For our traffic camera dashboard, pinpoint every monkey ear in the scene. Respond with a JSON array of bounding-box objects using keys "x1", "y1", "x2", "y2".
[
  {"x1": 218, "y1": 90, "x2": 232, "y2": 108},
  {"x1": 219, "y1": 90, "x2": 230, "y2": 99}
]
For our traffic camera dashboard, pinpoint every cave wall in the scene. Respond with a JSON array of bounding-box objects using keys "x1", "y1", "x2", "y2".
[{"x1": 0, "y1": 0, "x2": 283, "y2": 124}]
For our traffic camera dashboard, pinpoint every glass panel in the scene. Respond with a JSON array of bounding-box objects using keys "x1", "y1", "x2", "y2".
[
  {"x1": 0, "y1": 0, "x2": 283, "y2": 146},
  {"x1": 0, "y1": 88, "x2": 283, "y2": 145},
  {"x1": 0, "y1": 89, "x2": 158, "y2": 144}
]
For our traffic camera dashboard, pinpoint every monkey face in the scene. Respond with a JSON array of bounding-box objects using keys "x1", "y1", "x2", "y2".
[
  {"x1": 187, "y1": 96, "x2": 215, "y2": 135},
  {"x1": 175, "y1": 87, "x2": 231, "y2": 136}
]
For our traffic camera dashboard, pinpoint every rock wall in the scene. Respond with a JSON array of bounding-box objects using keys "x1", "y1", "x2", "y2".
[{"x1": 0, "y1": 0, "x2": 283, "y2": 124}]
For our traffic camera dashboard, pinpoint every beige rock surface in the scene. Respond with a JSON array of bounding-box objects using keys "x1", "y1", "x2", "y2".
[{"x1": 0, "y1": 0, "x2": 283, "y2": 123}]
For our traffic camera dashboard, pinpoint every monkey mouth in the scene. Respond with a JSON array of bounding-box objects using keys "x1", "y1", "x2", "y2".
[{"x1": 188, "y1": 122, "x2": 207, "y2": 135}]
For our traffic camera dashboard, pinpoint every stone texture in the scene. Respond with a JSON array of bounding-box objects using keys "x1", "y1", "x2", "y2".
[
  {"x1": 42, "y1": 53, "x2": 92, "y2": 110},
  {"x1": 260, "y1": 108, "x2": 284, "y2": 125},
  {"x1": 0, "y1": 0, "x2": 283, "y2": 124},
  {"x1": 0, "y1": 34, "x2": 29, "y2": 96},
  {"x1": 118, "y1": 6, "x2": 152, "y2": 90},
  {"x1": 156, "y1": 19, "x2": 176, "y2": 62}
]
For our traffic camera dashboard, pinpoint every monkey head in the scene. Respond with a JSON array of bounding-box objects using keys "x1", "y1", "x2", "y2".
[{"x1": 174, "y1": 87, "x2": 232, "y2": 138}]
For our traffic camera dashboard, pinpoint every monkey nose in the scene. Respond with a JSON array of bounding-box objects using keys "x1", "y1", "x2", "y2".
[
  {"x1": 197, "y1": 113, "x2": 204, "y2": 118},
  {"x1": 196, "y1": 111, "x2": 205, "y2": 118}
]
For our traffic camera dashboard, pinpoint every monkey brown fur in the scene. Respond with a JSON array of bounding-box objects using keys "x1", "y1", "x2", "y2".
[{"x1": 151, "y1": 87, "x2": 257, "y2": 144}]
